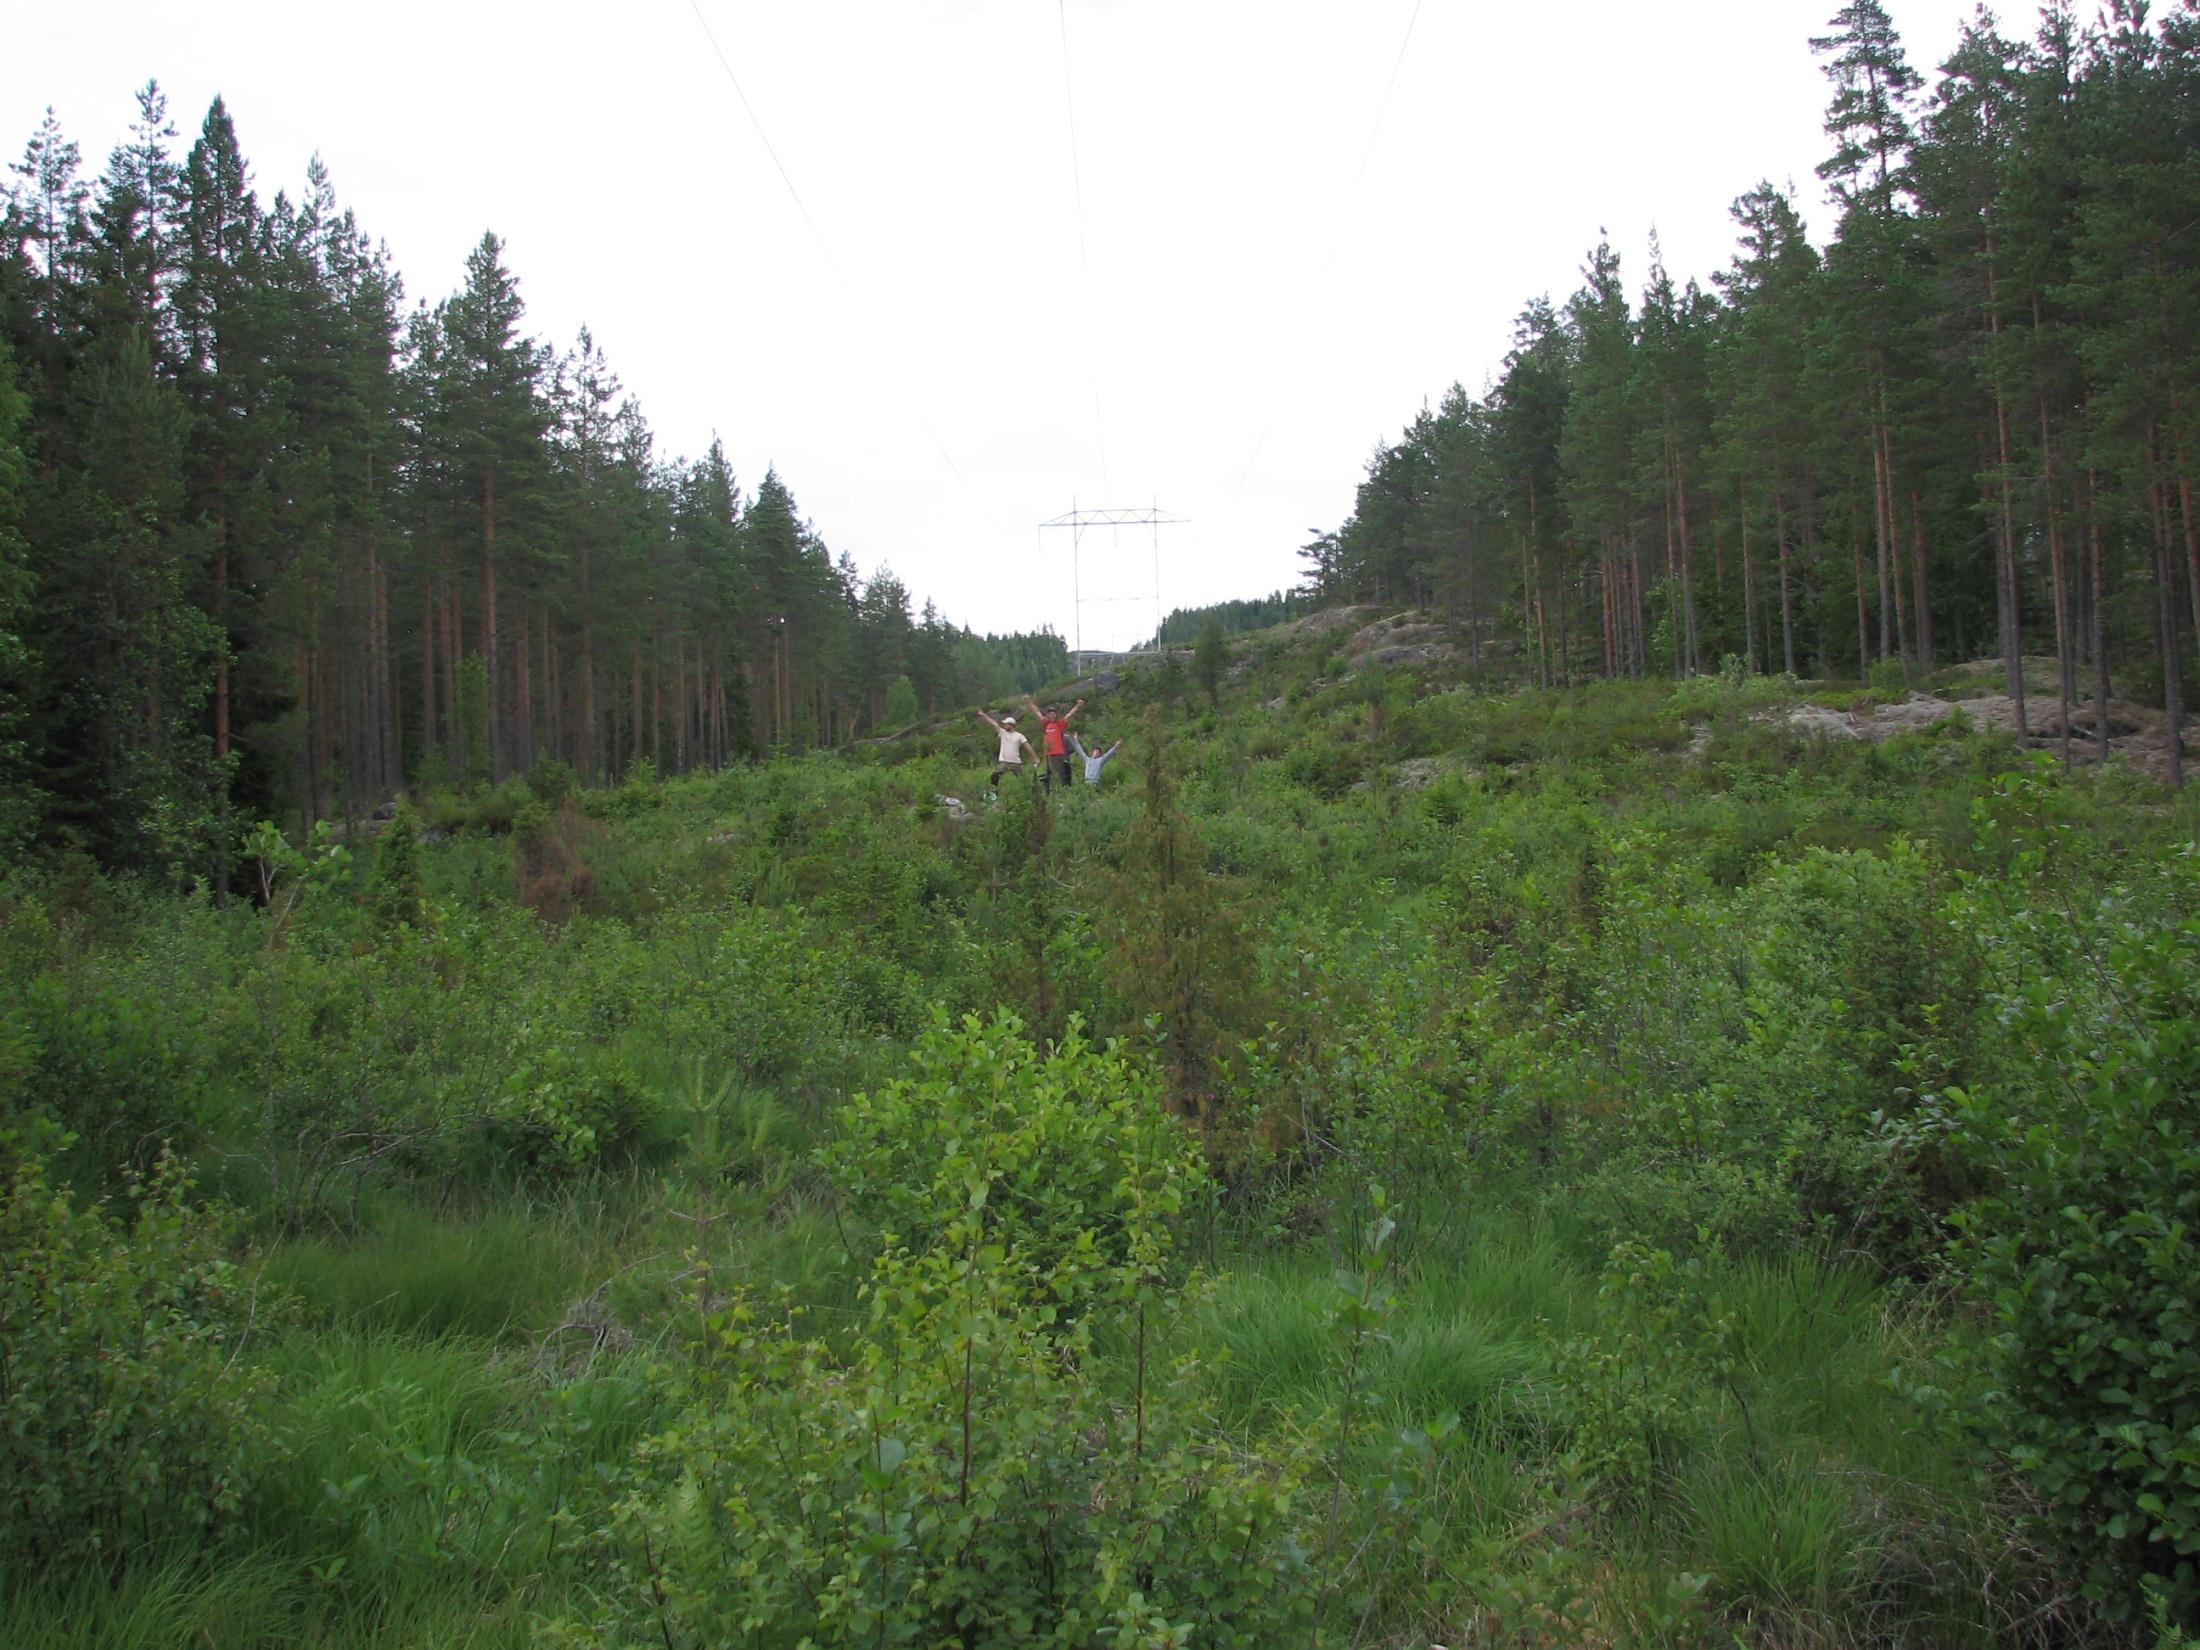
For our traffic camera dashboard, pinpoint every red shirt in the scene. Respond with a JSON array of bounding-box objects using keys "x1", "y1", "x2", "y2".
[{"x1": 1042, "y1": 716, "x2": 1069, "y2": 757}]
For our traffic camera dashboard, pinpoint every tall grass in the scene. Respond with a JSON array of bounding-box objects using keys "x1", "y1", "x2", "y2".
[
  {"x1": 1175, "y1": 1212, "x2": 2026, "y2": 1647},
  {"x1": 5, "y1": 1328, "x2": 670, "y2": 1650}
]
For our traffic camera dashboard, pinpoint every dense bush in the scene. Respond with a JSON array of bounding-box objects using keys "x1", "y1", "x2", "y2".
[
  {"x1": 593, "y1": 1234, "x2": 1311, "y2": 1650},
  {"x1": 824, "y1": 1009, "x2": 1205, "y2": 1300},
  {"x1": 1936, "y1": 852, "x2": 2200, "y2": 1627},
  {"x1": 0, "y1": 1153, "x2": 274, "y2": 1568}
]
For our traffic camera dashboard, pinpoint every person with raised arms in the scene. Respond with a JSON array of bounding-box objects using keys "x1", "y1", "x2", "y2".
[
  {"x1": 1070, "y1": 732, "x2": 1122, "y2": 788},
  {"x1": 1024, "y1": 694, "x2": 1085, "y2": 792},
  {"x1": 975, "y1": 706, "x2": 1035, "y2": 793}
]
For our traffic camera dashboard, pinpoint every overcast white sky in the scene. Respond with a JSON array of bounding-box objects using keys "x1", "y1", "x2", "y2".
[{"x1": 7, "y1": 1, "x2": 2038, "y2": 649}]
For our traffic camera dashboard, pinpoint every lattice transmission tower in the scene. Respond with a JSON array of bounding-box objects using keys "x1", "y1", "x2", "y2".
[{"x1": 1036, "y1": 504, "x2": 1190, "y2": 665}]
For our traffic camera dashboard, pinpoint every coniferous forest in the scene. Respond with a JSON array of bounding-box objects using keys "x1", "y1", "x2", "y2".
[
  {"x1": 1304, "y1": 2, "x2": 2200, "y2": 780},
  {"x1": 3, "y1": 5, "x2": 2200, "y2": 1649},
  {"x1": 0, "y1": 85, "x2": 1065, "y2": 878}
]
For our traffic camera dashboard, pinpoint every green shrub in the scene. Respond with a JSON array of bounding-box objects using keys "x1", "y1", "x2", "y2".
[
  {"x1": 487, "y1": 1026, "x2": 649, "y2": 1174},
  {"x1": 0, "y1": 1153, "x2": 275, "y2": 1567},
  {"x1": 367, "y1": 803, "x2": 426, "y2": 933},
  {"x1": 1937, "y1": 881, "x2": 2200, "y2": 1627},
  {"x1": 1283, "y1": 733, "x2": 1367, "y2": 799},
  {"x1": 1551, "y1": 1240, "x2": 1746, "y2": 1504},
  {"x1": 8, "y1": 966, "x2": 226, "y2": 1182},
  {"x1": 594, "y1": 1229, "x2": 1310, "y2": 1649},
  {"x1": 824, "y1": 1009, "x2": 1205, "y2": 1301}
]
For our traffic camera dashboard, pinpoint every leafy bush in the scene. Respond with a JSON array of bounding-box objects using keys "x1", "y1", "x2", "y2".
[
  {"x1": 1936, "y1": 871, "x2": 2200, "y2": 1627},
  {"x1": 0, "y1": 1153, "x2": 275, "y2": 1567},
  {"x1": 488, "y1": 1028, "x2": 648, "y2": 1174},
  {"x1": 592, "y1": 1221, "x2": 1309, "y2": 1649},
  {"x1": 824, "y1": 1009, "x2": 1205, "y2": 1301},
  {"x1": 1551, "y1": 1240, "x2": 1746, "y2": 1503}
]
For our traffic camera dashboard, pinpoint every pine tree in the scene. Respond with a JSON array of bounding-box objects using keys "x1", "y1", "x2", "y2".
[
  {"x1": 0, "y1": 335, "x2": 37, "y2": 851},
  {"x1": 1813, "y1": 0, "x2": 1929, "y2": 682},
  {"x1": 1561, "y1": 239, "x2": 1641, "y2": 677},
  {"x1": 1101, "y1": 709, "x2": 1251, "y2": 1128},
  {"x1": 1710, "y1": 182, "x2": 1821, "y2": 676},
  {"x1": 1193, "y1": 616, "x2": 1227, "y2": 705},
  {"x1": 1489, "y1": 299, "x2": 1570, "y2": 684},
  {"x1": 1631, "y1": 236, "x2": 1714, "y2": 674},
  {"x1": 440, "y1": 232, "x2": 548, "y2": 784}
]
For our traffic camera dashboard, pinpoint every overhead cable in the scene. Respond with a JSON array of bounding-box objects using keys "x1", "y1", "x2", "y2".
[
  {"x1": 1057, "y1": 0, "x2": 1110, "y2": 494},
  {"x1": 684, "y1": 0, "x2": 972, "y2": 490},
  {"x1": 1231, "y1": 0, "x2": 1426, "y2": 501}
]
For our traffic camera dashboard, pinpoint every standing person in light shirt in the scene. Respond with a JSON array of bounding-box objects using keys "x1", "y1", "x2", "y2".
[
  {"x1": 1070, "y1": 733, "x2": 1122, "y2": 787},
  {"x1": 1024, "y1": 694, "x2": 1084, "y2": 792},
  {"x1": 975, "y1": 707, "x2": 1035, "y2": 793}
]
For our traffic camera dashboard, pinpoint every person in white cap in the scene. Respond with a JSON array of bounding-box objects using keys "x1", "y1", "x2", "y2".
[{"x1": 975, "y1": 707, "x2": 1035, "y2": 792}]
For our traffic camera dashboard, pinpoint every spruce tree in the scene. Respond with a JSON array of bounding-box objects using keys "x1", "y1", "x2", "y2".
[
  {"x1": 1560, "y1": 239, "x2": 1640, "y2": 677},
  {"x1": 1193, "y1": 616, "x2": 1227, "y2": 705},
  {"x1": 0, "y1": 335, "x2": 36, "y2": 850},
  {"x1": 440, "y1": 232, "x2": 548, "y2": 784}
]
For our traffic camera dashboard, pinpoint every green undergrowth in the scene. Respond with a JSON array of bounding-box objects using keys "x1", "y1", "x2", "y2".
[{"x1": 5, "y1": 628, "x2": 2198, "y2": 1646}]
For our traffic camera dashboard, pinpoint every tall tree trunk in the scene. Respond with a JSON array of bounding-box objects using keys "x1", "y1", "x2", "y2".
[
  {"x1": 1851, "y1": 507, "x2": 1872, "y2": 680},
  {"x1": 1879, "y1": 421, "x2": 1910, "y2": 681},
  {"x1": 673, "y1": 635, "x2": 688, "y2": 774},
  {"x1": 1599, "y1": 554, "x2": 1616, "y2": 678},
  {"x1": 213, "y1": 476, "x2": 229, "y2": 765},
  {"x1": 2040, "y1": 393, "x2": 2073, "y2": 768},
  {"x1": 2088, "y1": 460, "x2": 2111, "y2": 766},
  {"x1": 2168, "y1": 385, "x2": 2200, "y2": 648},
  {"x1": 316, "y1": 637, "x2": 336, "y2": 824},
  {"x1": 444, "y1": 567, "x2": 462, "y2": 775},
  {"x1": 1741, "y1": 481, "x2": 1760, "y2": 675},
  {"x1": 515, "y1": 600, "x2": 533, "y2": 777},
  {"x1": 2152, "y1": 459, "x2": 2185, "y2": 789},
  {"x1": 1675, "y1": 445, "x2": 1699, "y2": 675},
  {"x1": 1774, "y1": 441, "x2": 1798, "y2": 678},
  {"x1": 1991, "y1": 399, "x2": 2027, "y2": 736},
  {"x1": 481, "y1": 467, "x2": 501, "y2": 785},
  {"x1": 421, "y1": 576, "x2": 438, "y2": 758},
  {"x1": 579, "y1": 549, "x2": 597, "y2": 784},
  {"x1": 1907, "y1": 489, "x2": 1933, "y2": 670},
  {"x1": 1870, "y1": 405, "x2": 1895, "y2": 668}
]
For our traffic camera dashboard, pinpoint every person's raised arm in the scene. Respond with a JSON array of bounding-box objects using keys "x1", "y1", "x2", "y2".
[
  {"x1": 1103, "y1": 740, "x2": 1122, "y2": 760},
  {"x1": 976, "y1": 707, "x2": 1001, "y2": 732},
  {"x1": 1063, "y1": 698, "x2": 1086, "y2": 727},
  {"x1": 1070, "y1": 734, "x2": 1088, "y2": 757},
  {"x1": 1024, "y1": 693, "x2": 1045, "y2": 722}
]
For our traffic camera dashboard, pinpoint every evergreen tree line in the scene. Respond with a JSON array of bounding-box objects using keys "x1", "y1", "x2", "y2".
[
  {"x1": 1303, "y1": 1, "x2": 2200, "y2": 779},
  {"x1": 1143, "y1": 590, "x2": 1308, "y2": 650},
  {"x1": 0, "y1": 85, "x2": 1063, "y2": 877}
]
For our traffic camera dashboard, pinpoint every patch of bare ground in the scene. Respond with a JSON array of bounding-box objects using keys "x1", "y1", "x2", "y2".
[
  {"x1": 1267, "y1": 602, "x2": 1390, "y2": 643},
  {"x1": 1756, "y1": 660, "x2": 2190, "y2": 777}
]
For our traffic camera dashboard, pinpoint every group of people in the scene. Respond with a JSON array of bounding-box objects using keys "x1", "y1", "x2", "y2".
[{"x1": 976, "y1": 695, "x2": 1122, "y2": 793}]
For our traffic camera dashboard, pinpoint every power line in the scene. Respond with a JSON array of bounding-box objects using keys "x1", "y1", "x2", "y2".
[
  {"x1": 1057, "y1": 0, "x2": 1110, "y2": 494},
  {"x1": 684, "y1": 0, "x2": 840, "y2": 287},
  {"x1": 683, "y1": 0, "x2": 971, "y2": 490},
  {"x1": 1231, "y1": 0, "x2": 1425, "y2": 501}
]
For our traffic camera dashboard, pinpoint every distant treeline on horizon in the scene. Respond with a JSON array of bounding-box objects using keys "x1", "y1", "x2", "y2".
[{"x1": 1138, "y1": 591, "x2": 1309, "y2": 651}]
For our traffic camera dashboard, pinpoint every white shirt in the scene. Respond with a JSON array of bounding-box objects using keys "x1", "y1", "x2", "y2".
[{"x1": 996, "y1": 727, "x2": 1033, "y2": 764}]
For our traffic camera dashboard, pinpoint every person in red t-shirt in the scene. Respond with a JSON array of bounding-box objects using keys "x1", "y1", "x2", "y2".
[{"x1": 1024, "y1": 694, "x2": 1084, "y2": 791}]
